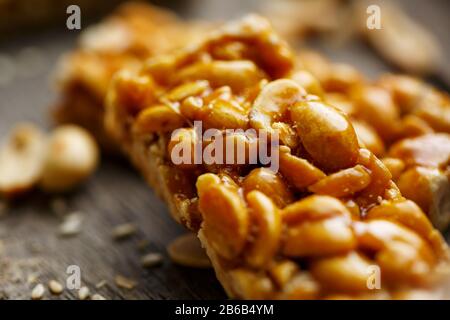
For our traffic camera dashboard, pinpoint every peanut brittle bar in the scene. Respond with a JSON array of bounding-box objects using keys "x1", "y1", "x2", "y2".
[{"x1": 105, "y1": 15, "x2": 450, "y2": 299}]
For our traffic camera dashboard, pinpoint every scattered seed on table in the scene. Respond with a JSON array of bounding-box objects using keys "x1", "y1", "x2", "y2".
[
  {"x1": 31, "y1": 284, "x2": 45, "y2": 300},
  {"x1": 112, "y1": 223, "x2": 136, "y2": 240},
  {"x1": 78, "y1": 286, "x2": 90, "y2": 300},
  {"x1": 48, "y1": 280, "x2": 63, "y2": 295},
  {"x1": 141, "y1": 253, "x2": 164, "y2": 268},
  {"x1": 115, "y1": 275, "x2": 137, "y2": 290},
  {"x1": 58, "y1": 212, "x2": 83, "y2": 237},
  {"x1": 95, "y1": 280, "x2": 107, "y2": 289},
  {"x1": 91, "y1": 293, "x2": 106, "y2": 300}
]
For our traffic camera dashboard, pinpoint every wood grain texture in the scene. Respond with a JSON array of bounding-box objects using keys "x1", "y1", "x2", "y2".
[{"x1": 0, "y1": 0, "x2": 449, "y2": 300}]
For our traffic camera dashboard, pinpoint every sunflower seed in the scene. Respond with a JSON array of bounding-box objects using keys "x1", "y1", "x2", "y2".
[
  {"x1": 48, "y1": 280, "x2": 64, "y2": 295},
  {"x1": 112, "y1": 223, "x2": 136, "y2": 240},
  {"x1": 78, "y1": 286, "x2": 90, "y2": 300},
  {"x1": 31, "y1": 284, "x2": 45, "y2": 300},
  {"x1": 141, "y1": 253, "x2": 163, "y2": 268},
  {"x1": 58, "y1": 212, "x2": 83, "y2": 237},
  {"x1": 95, "y1": 280, "x2": 107, "y2": 289},
  {"x1": 115, "y1": 275, "x2": 137, "y2": 290}
]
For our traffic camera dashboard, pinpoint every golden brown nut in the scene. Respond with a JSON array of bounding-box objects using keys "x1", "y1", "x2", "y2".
[
  {"x1": 282, "y1": 195, "x2": 351, "y2": 224},
  {"x1": 353, "y1": 85, "x2": 401, "y2": 143},
  {"x1": 198, "y1": 183, "x2": 249, "y2": 260},
  {"x1": 397, "y1": 167, "x2": 450, "y2": 231},
  {"x1": 0, "y1": 123, "x2": 47, "y2": 197},
  {"x1": 290, "y1": 70, "x2": 324, "y2": 97},
  {"x1": 310, "y1": 252, "x2": 372, "y2": 293},
  {"x1": 352, "y1": 120, "x2": 385, "y2": 157},
  {"x1": 249, "y1": 79, "x2": 306, "y2": 133},
  {"x1": 242, "y1": 168, "x2": 294, "y2": 208},
  {"x1": 174, "y1": 60, "x2": 266, "y2": 92},
  {"x1": 133, "y1": 104, "x2": 185, "y2": 134},
  {"x1": 290, "y1": 100, "x2": 360, "y2": 171},
  {"x1": 279, "y1": 146, "x2": 326, "y2": 189},
  {"x1": 283, "y1": 217, "x2": 356, "y2": 257},
  {"x1": 308, "y1": 165, "x2": 371, "y2": 197},
  {"x1": 40, "y1": 125, "x2": 99, "y2": 192},
  {"x1": 322, "y1": 63, "x2": 362, "y2": 94},
  {"x1": 245, "y1": 191, "x2": 282, "y2": 267},
  {"x1": 389, "y1": 134, "x2": 450, "y2": 169}
]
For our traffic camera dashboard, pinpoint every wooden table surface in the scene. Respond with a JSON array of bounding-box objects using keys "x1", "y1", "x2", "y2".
[{"x1": 0, "y1": 0, "x2": 449, "y2": 300}]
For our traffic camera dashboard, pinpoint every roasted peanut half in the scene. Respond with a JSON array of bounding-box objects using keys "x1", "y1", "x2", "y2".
[
  {"x1": 0, "y1": 123, "x2": 47, "y2": 197},
  {"x1": 381, "y1": 158, "x2": 405, "y2": 181},
  {"x1": 112, "y1": 70, "x2": 156, "y2": 115},
  {"x1": 353, "y1": 85, "x2": 401, "y2": 143},
  {"x1": 40, "y1": 125, "x2": 99, "y2": 192},
  {"x1": 283, "y1": 217, "x2": 356, "y2": 257},
  {"x1": 200, "y1": 99, "x2": 249, "y2": 130},
  {"x1": 282, "y1": 195, "x2": 351, "y2": 225},
  {"x1": 174, "y1": 60, "x2": 266, "y2": 92},
  {"x1": 276, "y1": 272, "x2": 320, "y2": 300},
  {"x1": 322, "y1": 63, "x2": 362, "y2": 94},
  {"x1": 355, "y1": 149, "x2": 392, "y2": 210},
  {"x1": 279, "y1": 146, "x2": 325, "y2": 190},
  {"x1": 290, "y1": 70, "x2": 324, "y2": 97},
  {"x1": 198, "y1": 183, "x2": 249, "y2": 259},
  {"x1": 229, "y1": 268, "x2": 274, "y2": 300},
  {"x1": 268, "y1": 260, "x2": 298, "y2": 289},
  {"x1": 290, "y1": 100, "x2": 359, "y2": 172},
  {"x1": 308, "y1": 165, "x2": 371, "y2": 198},
  {"x1": 164, "y1": 80, "x2": 210, "y2": 102},
  {"x1": 366, "y1": 200, "x2": 434, "y2": 241},
  {"x1": 389, "y1": 134, "x2": 450, "y2": 169},
  {"x1": 242, "y1": 168, "x2": 294, "y2": 208},
  {"x1": 352, "y1": 120, "x2": 385, "y2": 157},
  {"x1": 249, "y1": 79, "x2": 306, "y2": 133},
  {"x1": 355, "y1": 219, "x2": 436, "y2": 275},
  {"x1": 397, "y1": 167, "x2": 450, "y2": 232},
  {"x1": 245, "y1": 191, "x2": 282, "y2": 268},
  {"x1": 133, "y1": 104, "x2": 185, "y2": 134},
  {"x1": 310, "y1": 252, "x2": 373, "y2": 293}
]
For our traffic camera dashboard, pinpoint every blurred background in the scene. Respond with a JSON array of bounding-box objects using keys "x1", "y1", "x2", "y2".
[{"x1": 0, "y1": 0, "x2": 449, "y2": 299}]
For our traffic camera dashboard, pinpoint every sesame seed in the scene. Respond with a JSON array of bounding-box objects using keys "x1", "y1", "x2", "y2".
[
  {"x1": 31, "y1": 284, "x2": 45, "y2": 300},
  {"x1": 91, "y1": 293, "x2": 106, "y2": 300},
  {"x1": 78, "y1": 286, "x2": 90, "y2": 300},
  {"x1": 112, "y1": 223, "x2": 137, "y2": 240},
  {"x1": 115, "y1": 275, "x2": 137, "y2": 290},
  {"x1": 48, "y1": 280, "x2": 64, "y2": 295},
  {"x1": 141, "y1": 253, "x2": 164, "y2": 268}
]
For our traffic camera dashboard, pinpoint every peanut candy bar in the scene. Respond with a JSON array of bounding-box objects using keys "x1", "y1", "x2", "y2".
[{"x1": 105, "y1": 15, "x2": 450, "y2": 299}]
